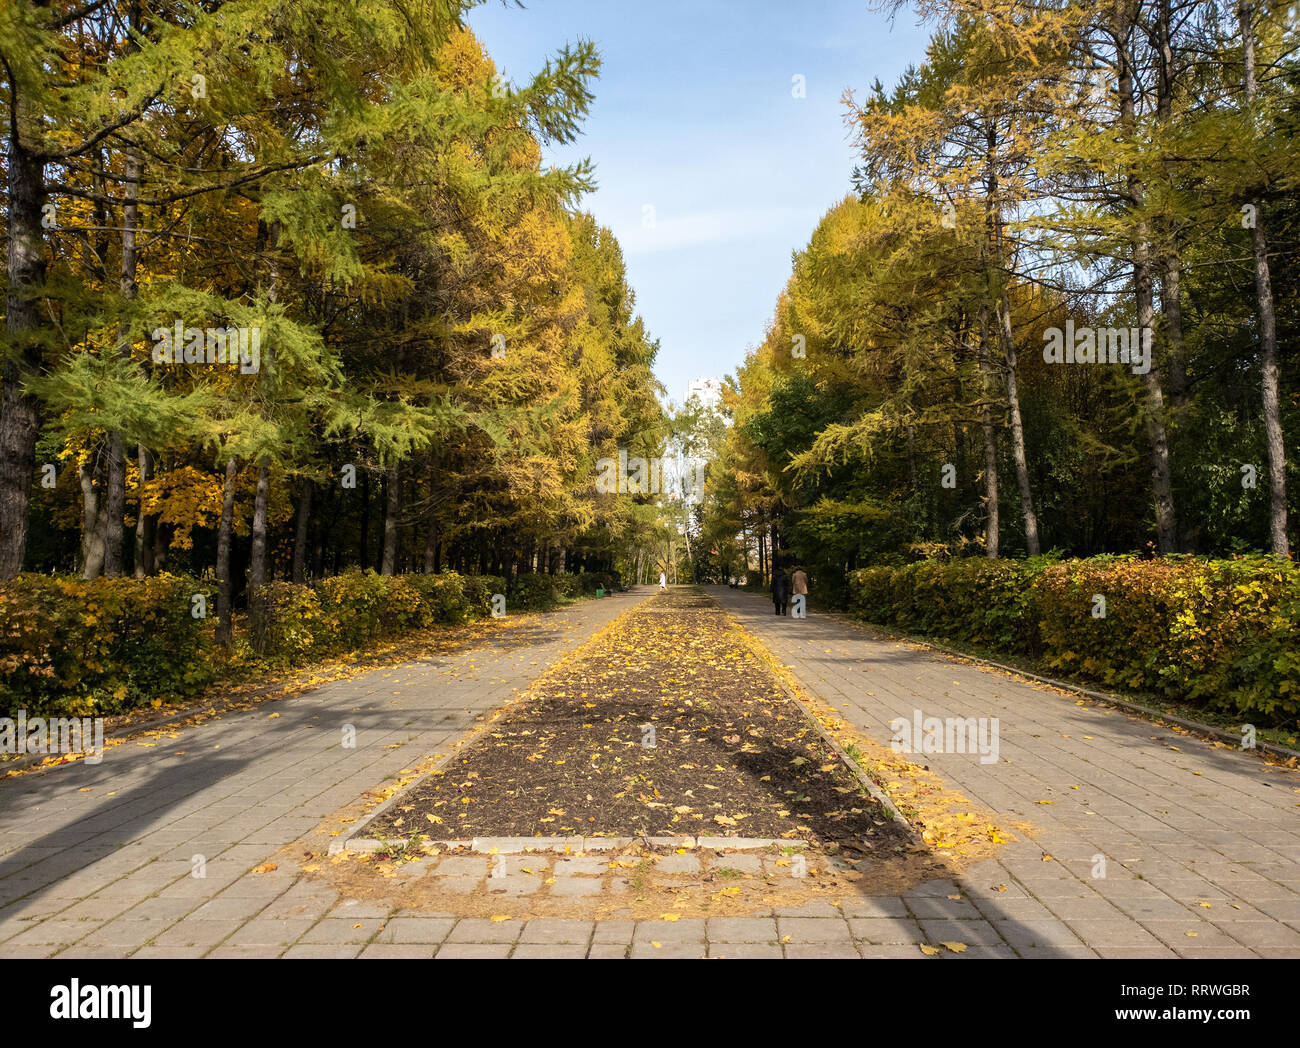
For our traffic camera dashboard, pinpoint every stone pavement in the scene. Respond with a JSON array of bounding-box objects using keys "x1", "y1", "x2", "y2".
[
  {"x1": 710, "y1": 586, "x2": 1300, "y2": 958},
  {"x1": 3, "y1": 584, "x2": 1296, "y2": 959},
  {"x1": 0, "y1": 591, "x2": 651, "y2": 958}
]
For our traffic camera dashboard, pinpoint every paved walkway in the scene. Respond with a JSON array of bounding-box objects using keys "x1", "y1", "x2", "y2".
[
  {"x1": 0, "y1": 591, "x2": 650, "y2": 958},
  {"x1": 3, "y1": 585, "x2": 1296, "y2": 958},
  {"x1": 710, "y1": 586, "x2": 1300, "y2": 958}
]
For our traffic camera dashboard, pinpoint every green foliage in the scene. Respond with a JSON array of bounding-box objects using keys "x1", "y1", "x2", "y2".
[
  {"x1": 408, "y1": 571, "x2": 476, "y2": 626},
  {"x1": 508, "y1": 573, "x2": 562, "y2": 610},
  {"x1": 0, "y1": 566, "x2": 619, "y2": 714},
  {"x1": 463, "y1": 575, "x2": 506, "y2": 617},
  {"x1": 315, "y1": 570, "x2": 403, "y2": 650},
  {"x1": 574, "y1": 570, "x2": 619, "y2": 595},
  {"x1": 710, "y1": 2, "x2": 1299, "y2": 586},
  {"x1": 248, "y1": 582, "x2": 324, "y2": 663},
  {"x1": 0, "y1": 574, "x2": 215, "y2": 717},
  {"x1": 848, "y1": 556, "x2": 1300, "y2": 725},
  {"x1": 10, "y1": 4, "x2": 663, "y2": 604}
]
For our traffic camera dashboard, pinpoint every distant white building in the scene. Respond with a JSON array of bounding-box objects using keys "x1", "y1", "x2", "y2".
[{"x1": 685, "y1": 377, "x2": 722, "y2": 411}]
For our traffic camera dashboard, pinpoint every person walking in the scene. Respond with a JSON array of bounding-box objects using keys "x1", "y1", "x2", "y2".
[
  {"x1": 659, "y1": 570, "x2": 667, "y2": 592},
  {"x1": 771, "y1": 565, "x2": 789, "y2": 616},
  {"x1": 791, "y1": 566, "x2": 808, "y2": 615}
]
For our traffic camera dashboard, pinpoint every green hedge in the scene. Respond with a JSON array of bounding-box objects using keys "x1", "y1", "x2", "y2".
[
  {"x1": 463, "y1": 575, "x2": 505, "y2": 617},
  {"x1": 0, "y1": 569, "x2": 608, "y2": 719},
  {"x1": 0, "y1": 574, "x2": 215, "y2": 717},
  {"x1": 574, "y1": 570, "x2": 620, "y2": 595},
  {"x1": 253, "y1": 569, "x2": 499, "y2": 662},
  {"x1": 848, "y1": 555, "x2": 1300, "y2": 724},
  {"x1": 506, "y1": 571, "x2": 617, "y2": 610},
  {"x1": 508, "y1": 572, "x2": 562, "y2": 610},
  {"x1": 248, "y1": 581, "x2": 325, "y2": 665}
]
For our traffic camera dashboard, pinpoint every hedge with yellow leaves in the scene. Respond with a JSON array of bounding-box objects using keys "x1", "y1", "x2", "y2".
[
  {"x1": 849, "y1": 555, "x2": 1300, "y2": 724},
  {"x1": 0, "y1": 573, "x2": 215, "y2": 717},
  {"x1": 0, "y1": 569, "x2": 511, "y2": 716},
  {"x1": 251, "y1": 570, "x2": 509, "y2": 661}
]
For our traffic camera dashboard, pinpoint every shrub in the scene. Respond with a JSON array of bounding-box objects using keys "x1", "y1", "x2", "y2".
[
  {"x1": 315, "y1": 569, "x2": 392, "y2": 649},
  {"x1": 377, "y1": 575, "x2": 431, "y2": 634},
  {"x1": 0, "y1": 566, "x2": 601, "y2": 721},
  {"x1": 508, "y1": 572, "x2": 561, "y2": 610},
  {"x1": 851, "y1": 558, "x2": 1046, "y2": 653},
  {"x1": 462, "y1": 575, "x2": 505, "y2": 617},
  {"x1": 409, "y1": 571, "x2": 473, "y2": 625},
  {"x1": 248, "y1": 582, "x2": 324, "y2": 662},
  {"x1": 0, "y1": 574, "x2": 215, "y2": 718},
  {"x1": 847, "y1": 555, "x2": 1300, "y2": 725},
  {"x1": 575, "y1": 571, "x2": 619, "y2": 595}
]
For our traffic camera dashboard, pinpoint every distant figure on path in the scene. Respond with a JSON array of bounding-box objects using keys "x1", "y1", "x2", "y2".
[
  {"x1": 771, "y1": 565, "x2": 789, "y2": 616},
  {"x1": 792, "y1": 566, "x2": 808, "y2": 613},
  {"x1": 659, "y1": 570, "x2": 667, "y2": 592}
]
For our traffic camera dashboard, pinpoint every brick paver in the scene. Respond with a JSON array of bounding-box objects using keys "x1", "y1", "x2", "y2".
[
  {"x1": 709, "y1": 586, "x2": 1300, "y2": 958},
  {"x1": 0, "y1": 592, "x2": 648, "y2": 957},
  {"x1": 4, "y1": 584, "x2": 1295, "y2": 958}
]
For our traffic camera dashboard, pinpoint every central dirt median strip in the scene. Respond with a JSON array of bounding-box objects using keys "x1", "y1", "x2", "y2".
[
  {"x1": 364, "y1": 589, "x2": 913, "y2": 856},
  {"x1": 306, "y1": 588, "x2": 1024, "y2": 923}
]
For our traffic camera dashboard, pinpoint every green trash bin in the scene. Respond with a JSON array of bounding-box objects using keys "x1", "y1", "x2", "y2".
[{"x1": 595, "y1": 587, "x2": 605, "y2": 597}]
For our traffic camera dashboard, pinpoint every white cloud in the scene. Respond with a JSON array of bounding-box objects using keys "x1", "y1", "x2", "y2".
[{"x1": 615, "y1": 207, "x2": 818, "y2": 255}]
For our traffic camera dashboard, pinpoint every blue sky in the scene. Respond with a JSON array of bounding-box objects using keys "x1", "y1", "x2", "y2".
[{"x1": 467, "y1": 0, "x2": 933, "y2": 405}]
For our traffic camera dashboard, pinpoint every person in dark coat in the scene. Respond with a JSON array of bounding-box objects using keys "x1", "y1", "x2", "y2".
[{"x1": 771, "y1": 566, "x2": 790, "y2": 616}]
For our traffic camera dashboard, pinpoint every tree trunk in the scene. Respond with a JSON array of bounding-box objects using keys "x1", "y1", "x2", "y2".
[
  {"x1": 1161, "y1": 256, "x2": 1188, "y2": 410},
  {"x1": 134, "y1": 445, "x2": 154, "y2": 577},
  {"x1": 103, "y1": 145, "x2": 140, "y2": 578},
  {"x1": 981, "y1": 125, "x2": 1038, "y2": 557},
  {"x1": 79, "y1": 462, "x2": 107, "y2": 578},
  {"x1": 312, "y1": 527, "x2": 325, "y2": 580},
  {"x1": 1239, "y1": 0, "x2": 1288, "y2": 557},
  {"x1": 381, "y1": 463, "x2": 399, "y2": 575},
  {"x1": 247, "y1": 218, "x2": 278, "y2": 590},
  {"x1": 1137, "y1": 268, "x2": 1177, "y2": 552},
  {"x1": 151, "y1": 513, "x2": 168, "y2": 574},
  {"x1": 1156, "y1": 0, "x2": 1187, "y2": 411},
  {"x1": 423, "y1": 517, "x2": 438, "y2": 573},
  {"x1": 359, "y1": 468, "x2": 371, "y2": 569},
  {"x1": 102, "y1": 432, "x2": 126, "y2": 576},
  {"x1": 996, "y1": 298, "x2": 1041, "y2": 556},
  {"x1": 1119, "y1": 10, "x2": 1178, "y2": 553},
  {"x1": 0, "y1": 102, "x2": 47, "y2": 579},
  {"x1": 292, "y1": 477, "x2": 313, "y2": 583},
  {"x1": 978, "y1": 312, "x2": 1000, "y2": 559},
  {"x1": 248, "y1": 459, "x2": 271, "y2": 590},
  {"x1": 215, "y1": 457, "x2": 240, "y2": 646}
]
